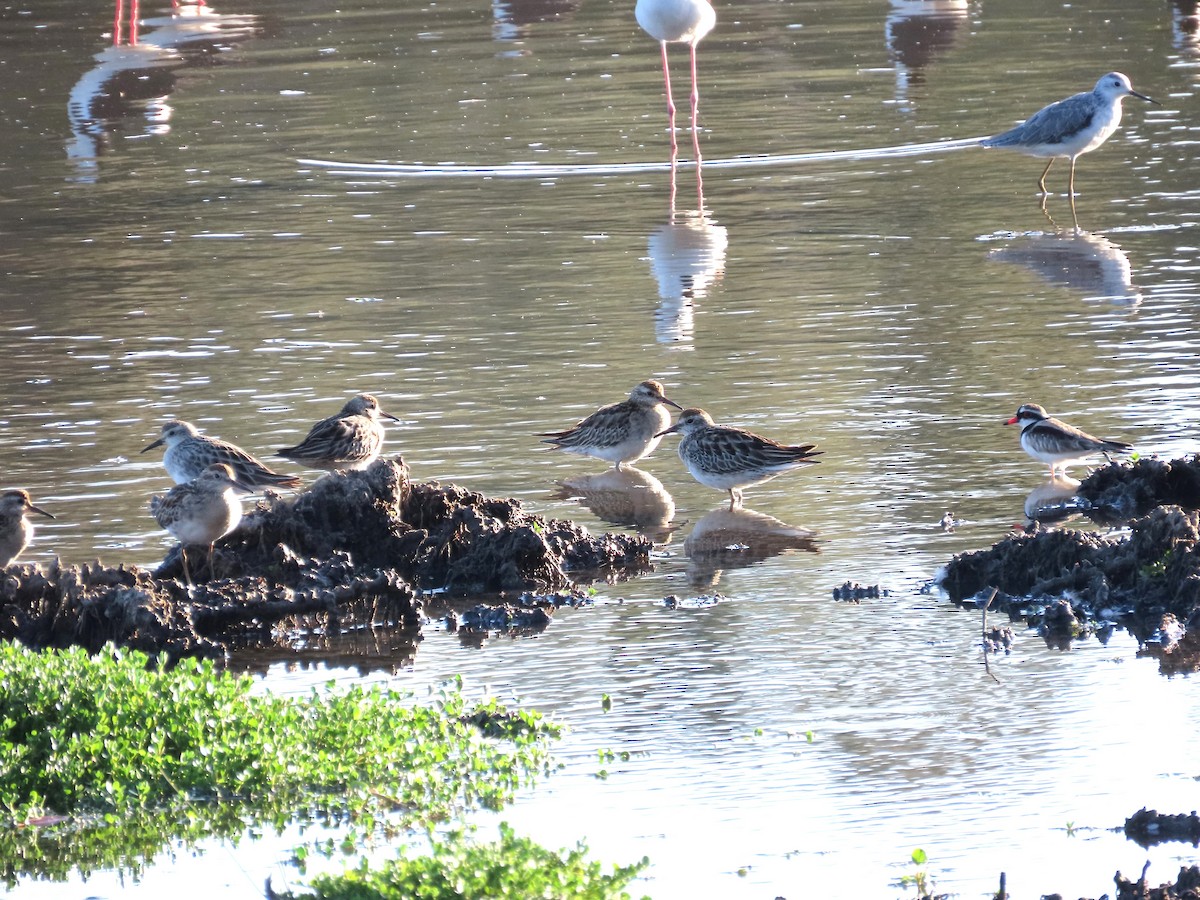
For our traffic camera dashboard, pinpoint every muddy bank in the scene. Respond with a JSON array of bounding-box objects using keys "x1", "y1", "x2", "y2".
[
  {"x1": 0, "y1": 460, "x2": 652, "y2": 660},
  {"x1": 941, "y1": 457, "x2": 1200, "y2": 672},
  {"x1": 1078, "y1": 455, "x2": 1200, "y2": 522}
]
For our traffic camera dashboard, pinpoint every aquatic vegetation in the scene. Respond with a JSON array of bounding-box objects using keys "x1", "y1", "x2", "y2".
[
  {"x1": 0, "y1": 644, "x2": 560, "y2": 885},
  {"x1": 282, "y1": 823, "x2": 650, "y2": 900}
]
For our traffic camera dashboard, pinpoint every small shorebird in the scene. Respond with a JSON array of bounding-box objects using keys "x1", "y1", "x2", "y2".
[
  {"x1": 143, "y1": 419, "x2": 301, "y2": 489},
  {"x1": 0, "y1": 490, "x2": 54, "y2": 567},
  {"x1": 541, "y1": 380, "x2": 683, "y2": 470},
  {"x1": 1006, "y1": 403, "x2": 1133, "y2": 475},
  {"x1": 636, "y1": 0, "x2": 716, "y2": 159},
  {"x1": 981, "y1": 72, "x2": 1157, "y2": 195},
  {"x1": 656, "y1": 407, "x2": 821, "y2": 508},
  {"x1": 277, "y1": 393, "x2": 400, "y2": 472},
  {"x1": 151, "y1": 462, "x2": 248, "y2": 584}
]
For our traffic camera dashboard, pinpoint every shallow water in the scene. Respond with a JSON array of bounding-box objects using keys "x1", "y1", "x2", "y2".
[{"x1": 4, "y1": 0, "x2": 1200, "y2": 896}]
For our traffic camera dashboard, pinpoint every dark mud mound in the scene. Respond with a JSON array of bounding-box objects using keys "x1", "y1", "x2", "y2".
[
  {"x1": 1111, "y1": 864, "x2": 1200, "y2": 900},
  {"x1": 1, "y1": 554, "x2": 417, "y2": 663},
  {"x1": 1, "y1": 460, "x2": 653, "y2": 659},
  {"x1": 1079, "y1": 455, "x2": 1200, "y2": 522},
  {"x1": 940, "y1": 506, "x2": 1200, "y2": 670},
  {"x1": 1125, "y1": 808, "x2": 1200, "y2": 849},
  {"x1": 223, "y1": 460, "x2": 652, "y2": 595}
]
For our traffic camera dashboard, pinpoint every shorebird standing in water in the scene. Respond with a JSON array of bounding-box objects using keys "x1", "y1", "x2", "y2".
[
  {"x1": 981, "y1": 72, "x2": 1157, "y2": 196},
  {"x1": 636, "y1": 0, "x2": 716, "y2": 162},
  {"x1": 143, "y1": 419, "x2": 302, "y2": 489},
  {"x1": 541, "y1": 380, "x2": 683, "y2": 470},
  {"x1": 0, "y1": 490, "x2": 54, "y2": 567},
  {"x1": 656, "y1": 408, "x2": 822, "y2": 508},
  {"x1": 1006, "y1": 403, "x2": 1133, "y2": 476},
  {"x1": 277, "y1": 393, "x2": 400, "y2": 473},
  {"x1": 151, "y1": 462, "x2": 248, "y2": 585}
]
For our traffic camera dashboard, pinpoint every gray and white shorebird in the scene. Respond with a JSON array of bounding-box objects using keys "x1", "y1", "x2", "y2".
[
  {"x1": 151, "y1": 462, "x2": 249, "y2": 585},
  {"x1": 143, "y1": 419, "x2": 302, "y2": 489},
  {"x1": 277, "y1": 393, "x2": 400, "y2": 472},
  {"x1": 0, "y1": 489, "x2": 54, "y2": 567},
  {"x1": 981, "y1": 72, "x2": 1157, "y2": 195},
  {"x1": 635, "y1": 0, "x2": 716, "y2": 158},
  {"x1": 656, "y1": 407, "x2": 822, "y2": 508},
  {"x1": 540, "y1": 380, "x2": 683, "y2": 470},
  {"x1": 1006, "y1": 403, "x2": 1133, "y2": 476}
]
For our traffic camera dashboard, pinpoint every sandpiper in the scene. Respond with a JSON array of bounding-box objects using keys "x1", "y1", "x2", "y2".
[
  {"x1": 636, "y1": 0, "x2": 716, "y2": 159},
  {"x1": 981, "y1": 72, "x2": 1157, "y2": 195},
  {"x1": 277, "y1": 393, "x2": 400, "y2": 472},
  {"x1": 541, "y1": 380, "x2": 683, "y2": 470},
  {"x1": 143, "y1": 419, "x2": 302, "y2": 489},
  {"x1": 656, "y1": 407, "x2": 822, "y2": 508},
  {"x1": 150, "y1": 462, "x2": 248, "y2": 584},
  {"x1": 0, "y1": 489, "x2": 54, "y2": 567},
  {"x1": 1006, "y1": 403, "x2": 1133, "y2": 475}
]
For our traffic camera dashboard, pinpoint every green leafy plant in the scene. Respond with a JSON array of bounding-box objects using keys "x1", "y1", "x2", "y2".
[
  {"x1": 897, "y1": 848, "x2": 934, "y2": 897},
  {"x1": 0, "y1": 644, "x2": 562, "y2": 885},
  {"x1": 280, "y1": 822, "x2": 650, "y2": 900}
]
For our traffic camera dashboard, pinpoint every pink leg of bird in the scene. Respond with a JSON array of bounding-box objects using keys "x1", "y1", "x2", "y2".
[
  {"x1": 659, "y1": 41, "x2": 678, "y2": 157},
  {"x1": 689, "y1": 39, "x2": 704, "y2": 200},
  {"x1": 113, "y1": 0, "x2": 124, "y2": 45}
]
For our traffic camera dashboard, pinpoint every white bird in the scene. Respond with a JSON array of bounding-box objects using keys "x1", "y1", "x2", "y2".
[
  {"x1": 635, "y1": 0, "x2": 716, "y2": 159},
  {"x1": 981, "y1": 72, "x2": 1157, "y2": 195}
]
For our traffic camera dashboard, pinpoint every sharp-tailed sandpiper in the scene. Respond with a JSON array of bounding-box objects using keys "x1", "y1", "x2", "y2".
[
  {"x1": 541, "y1": 380, "x2": 683, "y2": 470},
  {"x1": 657, "y1": 407, "x2": 821, "y2": 508},
  {"x1": 277, "y1": 393, "x2": 400, "y2": 472},
  {"x1": 143, "y1": 419, "x2": 302, "y2": 489},
  {"x1": 150, "y1": 462, "x2": 248, "y2": 584},
  {"x1": 0, "y1": 489, "x2": 54, "y2": 566}
]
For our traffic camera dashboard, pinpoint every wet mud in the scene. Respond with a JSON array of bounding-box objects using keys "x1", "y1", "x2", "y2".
[
  {"x1": 0, "y1": 460, "x2": 652, "y2": 660},
  {"x1": 940, "y1": 455, "x2": 1200, "y2": 673}
]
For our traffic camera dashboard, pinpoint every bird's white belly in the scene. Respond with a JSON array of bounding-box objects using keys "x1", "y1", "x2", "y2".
[{"x1": 635, "y1": 0, "x2": 715, "y2": 44}]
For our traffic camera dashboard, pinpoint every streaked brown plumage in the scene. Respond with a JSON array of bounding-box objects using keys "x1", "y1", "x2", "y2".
[
  {"x1": 151, "y1": 463, "x2": 248, "y2": 584},
  {"x1": 656, "y1": 407, "x2": 821, "y2": 508},
  {"x1": 540, "y1": 380, "x2": 683, "y2": 470},
  {"x1": 0, "y1": 489, "x2": 54, "y2": 567},
  {"x1": 277, "y1": 393, "x2": 400, "y2": 472},
  {"x1": 142, "y1": 419, "x2": 301, "y2": 489}
]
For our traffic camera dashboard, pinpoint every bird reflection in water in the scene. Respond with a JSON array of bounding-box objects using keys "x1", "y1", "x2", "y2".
[
  {"x1": 646, "y1": 209, "x2": 728, "y2": 345},
  {"x1": 68, "y1": 0, "x2": 259, "y2": 181},
  {"x1": 988, "y1": 228, "x2": 1141, "y2": 307},
  {"x1": 1023, "y1": 475, "x2": 1083, "y2": 524},
  {"x1": 491, "y1": 0, "x2": 579, "y2": 46},
  {"x1": 1171, "y1": 0, "x2": 1200, "y2": 53},
  {"x1": 885, "y1": 0, "x2": 968, "y2": 107},
  {"x1": 552, "y1": 467, "x2": 676, "y2": 543},
  {"x1": 682, "y1": 505, "x2": 818, "y2": 589}
]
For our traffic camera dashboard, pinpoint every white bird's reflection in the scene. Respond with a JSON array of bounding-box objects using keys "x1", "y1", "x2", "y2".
[
  {"x1": 1171, "y1": 0, "x2": 1200, "y2": 53},
  {"x1": 491, "y1": 0, "x2": 579, "y2": 45},
  {"x1": 885, "y1": 0, "x2": 968, "y2": 106},
  {"x1": 1023, "y1": 475, "x2": 1082, "y2": 523},
  {"x1": 646, "y1": 209, "x2": 728, "y2": 345},
  {"x1": 989, "y1": 228, "x2": 1141, "y2": 307},
  {"x1": 552, "y1": 466, "x2": 676, "y2": 541},
  {"x1": 67, "y1": 0, "x2": 259, "y2": 182},
  {"x1": 682, "y1": 505, "x2": 818, "y2": 588}
]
